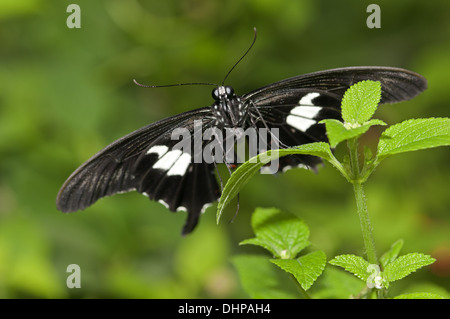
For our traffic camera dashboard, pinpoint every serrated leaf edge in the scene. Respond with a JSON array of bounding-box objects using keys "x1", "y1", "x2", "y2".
[{"x1": 383, "y1": 253, "x2": 436, "y2": 283}]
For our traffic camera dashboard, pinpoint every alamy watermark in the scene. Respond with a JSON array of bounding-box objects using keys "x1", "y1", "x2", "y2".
[
  {"x1": 66, "y1": 264, "x2": 81, "y2": 288},
  {"x1": 66, "y1": 4, "x2": 81, "y2": 29},
  {"x1": 366, "y1": 4, "x2": 381, "y2": 29},
  {"x1": 169, "y1": 120, "x2": 280, "y2": 174}
]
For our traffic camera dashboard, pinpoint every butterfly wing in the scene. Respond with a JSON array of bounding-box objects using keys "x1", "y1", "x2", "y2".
[
  {"x1": 244, "y1": 66, "x2": 427, "y2": 104},
  {"x1": 242, "y1": 66, "x2": 427, "y2": 171},
  {"x1": 57, "y1": 66, "x2": 427, "y2": 234},
  {"x1": 56, "y1": 107, "x2": 220, "y2": 235},
  {"x1": 131, "y1": 118, "x2": 221, "y2": 234}
]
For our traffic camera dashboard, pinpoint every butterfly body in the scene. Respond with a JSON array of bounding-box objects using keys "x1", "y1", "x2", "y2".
[
  {"x1": 57, "y1": 66, "x2": 427, "y2": 235},
  {"x1": 212, "y1": 85, "x2": 247, "y2": 128}
]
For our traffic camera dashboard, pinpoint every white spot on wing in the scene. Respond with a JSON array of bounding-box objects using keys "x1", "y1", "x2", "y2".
[
  {"x1": 158, "y1": 199, "x2": 169, "y2": 209},
  {"x1": 147, "y1": 145, "x2": 169, "y2": 157},
  {"x1": 299, "y1": 92, "x2": 320, "y2": 106},
  {"x1": 281, "y1": 163, "x2": 309, "y2": 173},
  {"x1": 286, "y1": 115, "x2": 317, "y2": 131},
  {"x1": 167, "y1": 153, "x2": 191, "y2": 176},
  {"x1": 201, "y1": 203, "x2": 212, "y2": 214},
  {"x1": 153, "y1": 149, "x2": 182, "y2": 171},
  {"x1": 290, "y1": 106, "x2": 322, "y2": 119},
  {"x1": 115, "y1": 188, "x2": 136, "y2": 194},
  {"x1": 287, "y1": 93, "x2": 322, "y2": 131}
]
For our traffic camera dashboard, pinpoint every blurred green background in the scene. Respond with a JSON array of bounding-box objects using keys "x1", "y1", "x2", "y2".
[{"x1": 0, "y1": 0, "x2": 449, "y2": 298}]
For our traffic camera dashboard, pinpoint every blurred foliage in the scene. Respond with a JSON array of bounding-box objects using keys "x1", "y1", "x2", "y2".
[{"x1": 0, "y1": 0, "x2": 448, "y2": 298}]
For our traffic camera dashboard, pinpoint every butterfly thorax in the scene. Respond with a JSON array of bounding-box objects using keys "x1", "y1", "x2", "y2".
[{"x1": 211, "y1": 85, "x2": 248, "y2": 128}]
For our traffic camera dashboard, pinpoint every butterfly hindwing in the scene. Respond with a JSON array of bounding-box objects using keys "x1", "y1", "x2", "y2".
[{"x1": 132, "y1": 117, "x2": 220, "y2": 234}]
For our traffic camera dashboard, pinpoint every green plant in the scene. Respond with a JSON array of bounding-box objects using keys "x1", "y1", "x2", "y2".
[{"x1": 217, "y1": 80, "x2": 450, "y2": 298}]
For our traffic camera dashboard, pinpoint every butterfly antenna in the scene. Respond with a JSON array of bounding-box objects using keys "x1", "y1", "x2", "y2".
[
  {"x1": 221, "y1": 27, "x2": 257, "y2": 86},
  {"x1": 133, "y1": 79, "x2": 217, "y2": 88}
]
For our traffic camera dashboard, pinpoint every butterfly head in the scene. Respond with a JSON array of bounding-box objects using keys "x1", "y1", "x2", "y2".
[
  {"x1": 211, "y1": 85, "x2": 247, "y2": 128},
  {"x1": 212, "y1": 85, "x2": 235, "y2": 101}
]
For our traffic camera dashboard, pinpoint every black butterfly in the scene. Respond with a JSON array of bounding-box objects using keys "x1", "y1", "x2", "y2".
[{"x1": 56, "y1": 62, "x2": 426, "y2": 235}]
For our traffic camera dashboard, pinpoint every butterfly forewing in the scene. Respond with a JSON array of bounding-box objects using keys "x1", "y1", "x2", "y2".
[
  {"x1": 243, "y1": 66, "x2": 427, "y2": 105},
  {"x1": 56, "y1": 108, "x2": 213, "y2": 210}
]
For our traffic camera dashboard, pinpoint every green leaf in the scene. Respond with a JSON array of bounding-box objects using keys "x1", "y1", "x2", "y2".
[
  {"x1": 232, "y1": 254, "x2": 299, "y2": 298},
  {"x1": 270, "y1": 250, "x2": 327, "y2": 291},
  {"x1": 380, "y1": 239, "x2": 404, "y2": 269},
  {"x1": 341, "y1": 80, "x2": 381, "y2": 124},
  {"x1": 217, "y1": 142, "x2": 334, "y2": 222},
  {"x1": 394, "y1": 292, "x2": 445, "y2": 299},
  {"x1": 311, "y1": 267, "x2": 366, "y2": 299},
  {"x1": 329, "y1": 254, "x2": 370, "y2": 281},
  {"x1": 377, "y1": 117, "x2": 450, "y2": 161},
  {"x1": 240, "y1": 208, "x2": 310, "y2": 259},
  {"x1": 383, "y1": 253, "x2": 435, "y2": 284},
  {"x1": 321, "y1": 118, "x2": 386, "y2": 147}
]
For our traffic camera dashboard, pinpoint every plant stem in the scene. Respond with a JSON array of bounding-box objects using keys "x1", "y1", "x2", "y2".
[
  {"x1": 353, "y1": 182, "x2": 378, "y2": 265},
  {"x1": 347, "y1": 138, "x2": 378, "y2": 265},
  {"x1": 348, "y1": 138, "x2": 361, "y2": 181}
]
